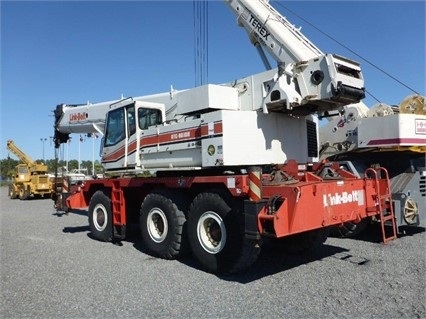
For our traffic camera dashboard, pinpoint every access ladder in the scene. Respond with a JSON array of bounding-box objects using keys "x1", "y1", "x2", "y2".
[
  {"x1": 365, "y1": 167, "x2": 397, "y2": 243},
  {"x1": 111, "y1": 180, "x2": 126, "y2": 240}
]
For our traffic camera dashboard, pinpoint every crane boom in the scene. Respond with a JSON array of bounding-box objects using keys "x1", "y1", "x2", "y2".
[
  {"x1": 7, "y1": 140, "x2": 35, "y2": 166},
  {"x1": 225, "y1": 0, "x2": 323, "y2": 64},
  {"x1": 225, "y1": 0, "x2": 365, "y2": 111}
]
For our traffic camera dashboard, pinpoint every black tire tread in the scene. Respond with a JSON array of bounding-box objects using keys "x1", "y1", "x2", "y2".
[
  {"x1": 140, "y1": 189, "x2": 189, "y2": 260},
  {"x1": 188, "y1": 191, "x2": 261, "y2": 275},
  {"x1": 331, "y1": 217, "x2": 371, "y2": 238},
  {"x1": 277, "y1": 227, "x2": 329, "y2": 255},
  {"x1": 88, "y1": 190, "x2": 113, "y2": 242}
]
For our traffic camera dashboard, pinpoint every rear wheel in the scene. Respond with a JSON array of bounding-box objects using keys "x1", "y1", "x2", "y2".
[
  {"x1": 276, "y1": 228, "x2": 329, "y2": 255},
  {"x1": 332, "y1": 217, "x2": 370, "y2": 238},
  {"x1": 187, "y1": 191, "x2": 261, "y2": 275},
  {"x1": 88, "y1": 190, "x2": 113, "y2": 242},
  {"x1": 140, "y1": 190, "x2": 189, "y2": 259}
]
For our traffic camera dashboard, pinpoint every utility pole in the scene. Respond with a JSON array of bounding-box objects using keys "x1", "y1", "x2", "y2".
[{"x1": 40, "y1": 138, "x2": 47, "y2": 161}]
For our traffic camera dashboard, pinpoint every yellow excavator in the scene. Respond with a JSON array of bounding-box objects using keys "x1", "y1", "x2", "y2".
[{"x1": 6, "y1": 140, "x2": 52, "y2": 200}]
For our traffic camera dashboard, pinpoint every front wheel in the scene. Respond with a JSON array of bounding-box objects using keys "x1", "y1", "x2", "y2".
[
  {"x1": 9, "y1": 185, "x2": 17, "y2": 199},
  {"x1": 187, "y1": 191, "x2": 261, "y2": 275},
  {"x1": 88, "y1": 190, "x2": 113, "y2": 242},
  {"x1": 19, "y1": 186, "x2": 30, "y2": 200}
]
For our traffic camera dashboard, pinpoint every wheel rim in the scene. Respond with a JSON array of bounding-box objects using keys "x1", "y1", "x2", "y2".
[
  {"x1": 197, "y1": 211, "x2": 226, "y2": 254},
  {"x1": 403, "y1": 198, "x2": 419, "y2": 224},
  {"x1": 147, "y1": 208, "x2": 168, "y2": 243},
  {"x1": 93, "y1": 204, "x2": 108, "y2": 231}
]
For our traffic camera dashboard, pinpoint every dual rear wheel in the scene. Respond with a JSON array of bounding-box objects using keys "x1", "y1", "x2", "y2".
[{"x1": 139, "y1": 190, "x2": 261, "y2": 275}]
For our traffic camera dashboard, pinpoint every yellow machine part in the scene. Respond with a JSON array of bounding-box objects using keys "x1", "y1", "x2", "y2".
[
  {"x1": 368, "y1": 146, "x2": 426, "y2": 153},
  {"x1": 399, "y1": 94, "x2": 426, "y2": 115}
]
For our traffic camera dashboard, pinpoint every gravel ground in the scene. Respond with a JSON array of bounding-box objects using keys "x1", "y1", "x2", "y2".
[{"x1": 0, "y1": 186, "x2": 425, "y2": 319}]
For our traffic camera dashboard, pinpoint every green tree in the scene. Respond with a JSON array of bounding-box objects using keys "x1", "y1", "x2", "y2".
[
  {"x1": 44, "y1": 159, "x2": 68, "y2": 174},
  {"x1": 94, "y1": 160, "x2": 103, "y2": 175},
  {"x1": 0, "y1": 157, "x2": 104, "y2": 179},
  {"x1": 67, "y1": 159, "x2": 79, "y2": 171},
  {"x1": 81, "y1": 160, "x2": 93, "y2": 173},
  {"x1": 0, "y1": 158, "x2": 19, "y2": 180}
]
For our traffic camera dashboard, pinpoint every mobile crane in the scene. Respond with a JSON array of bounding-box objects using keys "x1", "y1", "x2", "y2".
[
  {"x1": 6, "y1": 140, "x2": 52, "y2": 200},
  {"x1": 52, "y1": 0, "x2": 395, "y2": 275},
  {"x1": 320, "y1": 94, "x2": 426, "y2": 236}
]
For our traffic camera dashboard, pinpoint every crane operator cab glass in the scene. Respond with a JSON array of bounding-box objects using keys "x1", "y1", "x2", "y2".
[
  {"x1": 105, "y1": 108, "x2": 126, "y2": 147},
  {"x1": 101, "y1": 101, "x2": 165, "y2": 172},
  {"x1": 104, "y1": 104, "x2": 162, "y2": 147},
  {"x1": 104, "y1": 105, "x2": 136, "y2": 147},
  {"x1": 138, "y1": 108, "x2": 162, "y2": 130}
]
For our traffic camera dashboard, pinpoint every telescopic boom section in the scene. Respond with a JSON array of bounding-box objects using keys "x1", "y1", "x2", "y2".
[
  {"x1": 225, "y1": 0, "x2": 323, "y2": 64},
  {"x1": 6, "y1": 140, "x2": 35, "y2": 166},
  {"x1": 53, "y1": 99, "x2": 119, "y2": 148},
  {"x1": 224, "y1": 0, "x2": 365, "y2": 113}
]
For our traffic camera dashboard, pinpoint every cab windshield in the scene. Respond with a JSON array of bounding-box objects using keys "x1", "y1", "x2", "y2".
[{"x1": 104, "y1": 108, "x2": 125, "y2": 147}]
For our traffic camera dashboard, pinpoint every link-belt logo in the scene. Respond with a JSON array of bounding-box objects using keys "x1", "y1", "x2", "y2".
[
  {"x1": 69, "y1": 112, "x2": 88, "y2": 123},
  {"x1": 323, "y1": 190, "x2": 363, "y2": 207}
]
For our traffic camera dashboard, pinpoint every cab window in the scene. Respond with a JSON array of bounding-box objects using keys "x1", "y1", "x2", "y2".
[
  {"x1": 18, "y1": 167, "x2": 28, "y2": 174},
  {"x1": 104, "y1": 108, "x2": 125, "y2": 147},
  {"x1": 127, "y1": 106, "x2": 136, "y2": 136},
  {"x1": 138, "y1": 108, "x2": 162, "y2": 130}
]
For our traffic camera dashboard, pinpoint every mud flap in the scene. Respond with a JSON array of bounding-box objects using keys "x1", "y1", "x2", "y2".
[{"x1": 244, "y1": 200, "x2": 267, "y2": 240}]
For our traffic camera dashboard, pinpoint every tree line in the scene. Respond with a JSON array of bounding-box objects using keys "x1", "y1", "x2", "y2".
[{"x1": 0, "y1": 157, "x2": 103, "y2": 180}]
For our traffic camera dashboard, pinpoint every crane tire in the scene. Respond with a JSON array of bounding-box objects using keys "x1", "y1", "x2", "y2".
[
  {"x1": 276, "y1": 227, "x2": 329, "y2": 255},
  {"x1": 331, "y1": 217, "x2": 370, "y2": 238},
  {"x1": 88, "y1": 190, "x2": 113, "y2": 242},
  {"x1": 9, "y1": 186, "x2": 17, "y2": 199},
  {"x1": 140, "y1": 190, "x2": 189, "y2": 260},
  {"x1": 187, "y1": 191, "x2": 261, "y2": 275},
  {"x1": 19, "y1": 186, "x2": 30, "y2": 200}
]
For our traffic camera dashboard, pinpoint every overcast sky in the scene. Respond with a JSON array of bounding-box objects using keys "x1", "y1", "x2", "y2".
[{"x1": 1, "y1": 1, "x2": 425, "y2": 162}]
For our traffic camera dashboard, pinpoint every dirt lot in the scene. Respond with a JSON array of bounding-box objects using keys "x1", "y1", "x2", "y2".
[{"x1": 1, "y1": 186, "x2": 425, "y2": 318}]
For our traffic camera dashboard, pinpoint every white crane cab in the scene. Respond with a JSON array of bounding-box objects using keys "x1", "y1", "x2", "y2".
[{"x1": 101, "y1": 88, "x2": 319, "y2": 174}]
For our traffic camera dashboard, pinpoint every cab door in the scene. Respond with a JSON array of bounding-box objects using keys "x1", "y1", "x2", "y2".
[{"x1": 101, "y1": 104, "x2": 136, "y2": 170}]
